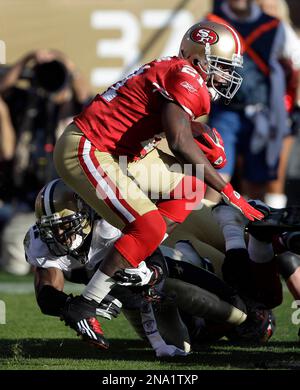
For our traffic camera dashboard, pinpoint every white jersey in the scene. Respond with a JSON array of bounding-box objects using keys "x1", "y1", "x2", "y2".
[{"x1": 24, "y1": 219, "x2": 122, "y2": 274}]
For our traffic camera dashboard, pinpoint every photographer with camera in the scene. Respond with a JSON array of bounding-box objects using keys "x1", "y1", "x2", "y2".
[{"x1": 0, "y1": 49, "x2": 92, "y2": 275}]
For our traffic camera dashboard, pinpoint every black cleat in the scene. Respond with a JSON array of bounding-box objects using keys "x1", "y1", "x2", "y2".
[
  {"x1": 76, "y1": 317, "x2": 109, "y2": 349},
  {"x1": 247, "y1": 206, "x2": 300, "y2": 241}
]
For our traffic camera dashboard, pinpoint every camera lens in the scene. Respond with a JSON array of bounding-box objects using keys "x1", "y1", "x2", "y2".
[{"x1": 33, "y1": 60, "x2": 69, "y2": 93}]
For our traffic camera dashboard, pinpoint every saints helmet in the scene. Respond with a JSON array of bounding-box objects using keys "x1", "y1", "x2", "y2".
[
  {"x1": 179, "y1": 20, "x2": 243, "y2": 101},
  {"x1": 35, "y1": 179, "x2": 92, "y2": 259}
]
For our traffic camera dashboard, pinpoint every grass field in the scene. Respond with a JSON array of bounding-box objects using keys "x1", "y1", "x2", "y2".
[{"x1": 0, "y1": 272, "x2": 300, "y2": 370}]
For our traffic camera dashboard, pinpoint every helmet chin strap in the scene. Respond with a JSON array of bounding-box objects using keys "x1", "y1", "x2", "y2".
[
  {"x1": 70, "y1": 234, "x2": 84, "y2": 251},
  {"x1": 68, "y1": 234, "x2": 88, "y2": 264}
]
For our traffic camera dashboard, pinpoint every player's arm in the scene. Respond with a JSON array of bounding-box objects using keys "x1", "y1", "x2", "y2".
[
  {"x1": 34, "y1": 267, "x2": 122, "y2": 320},
  {"x1": 34, "y1": 267, "x2": 70, "y2": 317},
  {"x1": 161, "y1": 101, "x2": 263, "y2": 221},
  {"x1": 162, "y1": 100, "x2": 225, "y2": 192},
  {"x1": 0, "y1": 97, "x2": 15, "y2": 160}
]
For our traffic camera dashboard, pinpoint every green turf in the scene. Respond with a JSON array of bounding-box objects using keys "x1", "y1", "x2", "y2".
[{"x1": 0, "y1": 273, "x2": 300, "y2": 370}]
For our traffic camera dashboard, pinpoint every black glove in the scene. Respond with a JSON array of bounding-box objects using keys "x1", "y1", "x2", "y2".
[
  {"x1": 291, "y1": 104, "x2": 300, "y2": 135},
  {"x1": 60, "y1": 295, "x2": 97, "y2": 325},
  {"x1": 96, "y1": 294, "x2": 122, "y2": 320}
]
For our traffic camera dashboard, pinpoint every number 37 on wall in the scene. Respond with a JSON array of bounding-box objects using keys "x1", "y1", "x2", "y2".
[{"x1": 90, "y1": 9, "x2": 194, "y2": 88}]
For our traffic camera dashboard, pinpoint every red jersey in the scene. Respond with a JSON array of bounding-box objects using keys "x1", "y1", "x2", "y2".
[{"x1": 74, "y1": 56, "x2": 210, "y2": 159}]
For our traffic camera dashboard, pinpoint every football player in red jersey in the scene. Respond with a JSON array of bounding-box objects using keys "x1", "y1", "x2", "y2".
[{"x1": 53, "y1": 21, "x2": 264, "y2": 348}]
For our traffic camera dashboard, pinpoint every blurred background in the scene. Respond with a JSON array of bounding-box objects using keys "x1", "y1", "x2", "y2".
[
  {"x1": 0, "y1": 0, "x2": 300, "y2": 275},
  {"x1": 0, "y1": 0, "x2": 212, "y2": 93}
]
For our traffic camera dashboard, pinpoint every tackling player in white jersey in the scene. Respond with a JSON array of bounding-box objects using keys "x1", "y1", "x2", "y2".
[{"x1": 24, "y1": 179, "x2": 286, "y2": 354}]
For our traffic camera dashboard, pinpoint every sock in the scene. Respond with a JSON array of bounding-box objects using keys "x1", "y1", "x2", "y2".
[
  {"x1": 82, "y1": 270, "x2": 115, "y2": 303},
  {"x1": 222, "y1": 248, "x2": 252, "y2": 292},
  {"x1": 223, "y1": 225, "x2": 247, "y2": 251},
  {"x1": 248, "y1": 235, "x2": 274, "y2": 263},
  {"x1": 212, "y1": 204, "x2": 247, "y2": 251}
]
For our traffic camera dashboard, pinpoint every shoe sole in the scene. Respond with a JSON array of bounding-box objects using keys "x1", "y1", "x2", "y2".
[{"x1": 78, "y1": 333, "x2": 109, "y2": 350}]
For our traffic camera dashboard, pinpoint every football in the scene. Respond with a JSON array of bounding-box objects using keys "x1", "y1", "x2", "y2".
[{"x1": 191, "y1": 121, "x2": 217, "y2": 145}]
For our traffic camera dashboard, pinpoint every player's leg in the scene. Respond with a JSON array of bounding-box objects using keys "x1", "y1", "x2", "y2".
[
  {"x1": 163, "y1": 199, "x2": 226, "y2": 278},
  {"x1": 164, "y1": 277, "x2": 246, "y2": 325},
  {"x1": 212, "y1": 202, "x2": 283, "y2": 308},
  {"x1": 277, "y1": 251, "x2": 300, "y2": 300},
  {"x1": 162, "y1": 248, "x2": 239, "y2": 304},
  {"x1": 154, "y1": 278, "x2": 246, "y2": 349},
  {"x1": 54, "y1": 123, "x2": 168, "y2": 272},
  {"x1": 54, "y1": 123, "x2": 167, "y2": 347},
  {"x1": 130, "y1": 146, "x2": 226, "y2": 254},
  {"x1": 128, "y1": 147, "x2": 206, "y2": 233},
  {"x1": 276, "y1": 251, "x2": 300, "y2": 340}
]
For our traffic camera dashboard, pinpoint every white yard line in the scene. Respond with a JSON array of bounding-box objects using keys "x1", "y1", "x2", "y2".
[{"x1": 0, "y1": 282, "x2": 82, "y2": 294}]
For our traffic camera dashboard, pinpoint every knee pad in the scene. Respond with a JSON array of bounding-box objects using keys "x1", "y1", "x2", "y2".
[
  {"x1": 114, "y1": 210, "x2": 167, "y2": 267},
  {"x1": 277, "y1": 251, "x2": 300, "y2": 279}
]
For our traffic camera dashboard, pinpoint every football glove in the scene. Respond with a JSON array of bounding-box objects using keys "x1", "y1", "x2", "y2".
[
  {"x1": 155, "y1": 343, "x2": 188, "y2": 357},
  {"x1": 194, "y1": 127, "x2": 227, "y2": 169},
  {"x1": 96, "y1": 294, "x2": 122, "y2": 320},
  {"x1": 221, "y1": 183, "x2": 264, "y2": 221},
  {"x1": 114, "y1": 261, "x2": 163, "y2": 287},
  {"x1": 60, "y1": 295, "x2": 109, "y2": 349},
  {"x1": 291, "y1": 104, "x2": 300, "y2": 135}
]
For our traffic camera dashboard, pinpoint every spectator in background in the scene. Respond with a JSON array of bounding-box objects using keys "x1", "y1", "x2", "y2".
[
  {"x1": 0, "y1": 96, "x2": 15, "y2": 242},
  {"x1": 205, "y1": 0, "x2": 297, "y2": 203},
  {"x1": 0, "y1": 49, "x2": 91, "y2": 275},
  {"x1": 256, "y1": 0, "x2": 300, "y2": 208},
  {"x1": 0, "y1": 96, "x2": 15, "y2": 161}
]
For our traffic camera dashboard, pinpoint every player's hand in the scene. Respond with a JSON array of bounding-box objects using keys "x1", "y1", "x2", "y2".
[
  {"x1": 114, "y1": 261, "x2": 163, "y2": 287},
  {"x1": 220, "y1": 183, "x2": 264, "y2": 221},
  {"x1": 194, "y1": 127, "x2": 227, "y2": 169},
  {"x1": 291, "y1": 104, "x2": 300, "y2": 135},
  {"x1": 155, "y1": 344, "x2": 188, "y2": 357},
  {"x1": 96, "y1": 295, "x2": 122, "y2": 320}
]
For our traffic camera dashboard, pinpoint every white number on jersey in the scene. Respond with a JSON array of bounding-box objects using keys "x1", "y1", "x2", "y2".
[
  {"x1": 181, "y1": 65, "x2": 204, "y2": 87},
  {"x1": 102, "y1": 65, "x2": 150, "y2": 102}
]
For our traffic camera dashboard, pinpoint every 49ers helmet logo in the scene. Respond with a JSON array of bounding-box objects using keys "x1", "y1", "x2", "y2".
[{"x1": 190, "y1": 28, "x2": 219, "y2": 45}]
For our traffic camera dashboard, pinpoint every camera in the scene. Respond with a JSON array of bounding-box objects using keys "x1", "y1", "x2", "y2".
[
  {"x1": 32, "y1": 60, "x2": 69, "y2": 93},
  {"x1": 0, "y1": 59, "x2": 70, "y2": 94}
]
